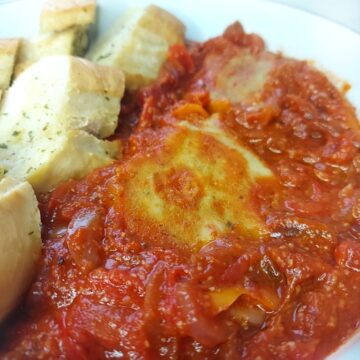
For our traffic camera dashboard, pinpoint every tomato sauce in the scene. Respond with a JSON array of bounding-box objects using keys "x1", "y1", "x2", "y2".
[{"x1": 1, "y1": 22, "x2": 360, "y2": 359}]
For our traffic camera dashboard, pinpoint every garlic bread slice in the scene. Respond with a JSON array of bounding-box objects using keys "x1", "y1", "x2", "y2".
[
  {"x1": 40, "y1": 0, "x2": 96, "y2": 33},
  {"x1": 0, "y1": 55, "x2": 124, "y2": 192},
  {"x1": 3, "y1": 55, "x2": 124, "y2": 138},
  {"x1": 87, "y1": 5, "x2": 185, "y2": 90},
  {"x1": 0, "y1": 177, "x2": 41, "y2": 322},
  {"x1": 15, "y1": 27, "x2": 88, "y2": 78},
  {"x1": 0, "y1": 127, "x2": 119, "y2": 193}
]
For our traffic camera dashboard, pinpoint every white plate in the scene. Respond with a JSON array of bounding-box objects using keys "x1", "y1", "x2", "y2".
[{"x1": 1, "y1": 0, "x2": 360, "y2": 358}]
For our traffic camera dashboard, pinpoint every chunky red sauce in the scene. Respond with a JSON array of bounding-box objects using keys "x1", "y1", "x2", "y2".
[{"x1": 1, "y1": 23, "x2": 360, "y2": 359}]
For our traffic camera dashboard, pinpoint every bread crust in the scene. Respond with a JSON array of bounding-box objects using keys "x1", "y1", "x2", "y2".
[{"x1": 0, "y1": 39, "x2": 20, "y2": 89}]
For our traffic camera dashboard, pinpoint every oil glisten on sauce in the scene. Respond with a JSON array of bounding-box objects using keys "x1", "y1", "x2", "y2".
[{"x1": 1, "y1": 23, "x2": 360, "y2": 359}]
